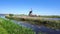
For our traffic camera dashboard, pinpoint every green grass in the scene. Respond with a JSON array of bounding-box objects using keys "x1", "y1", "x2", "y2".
[
  {"x1": 0, "y1": 18, "x2": 35, "y2": 34},
  {"x1": 0, "y1": 25, "x2": 8, "y2": 34},
  {"x1": 40, "y1": 15, "x2": 60, "y2": 18},
  {"x1": 46, "y1": 20, "x2": 60, "y2": 29}
]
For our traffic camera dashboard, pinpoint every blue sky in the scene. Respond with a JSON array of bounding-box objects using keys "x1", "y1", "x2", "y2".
[{"x1": 0, "y1": 0, "x2": 60, "y2": 15}]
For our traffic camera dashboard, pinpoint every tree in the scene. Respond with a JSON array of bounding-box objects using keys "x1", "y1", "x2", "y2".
[{"x1": 9, "y1": 14, "x2": 14, "y2": 17}]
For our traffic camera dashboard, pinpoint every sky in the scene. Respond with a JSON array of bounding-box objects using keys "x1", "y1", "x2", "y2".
[{"x1": 0, "y1": 0, "x2": 60, "y2": 15}]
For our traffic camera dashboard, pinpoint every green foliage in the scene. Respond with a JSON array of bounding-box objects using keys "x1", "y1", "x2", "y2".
[
  {"x1": 0, "y1": 18, "x2": 35, "y2": 34},
  {"x1": 47, "y1": 20, "x2": 60, "y2": 29},
  {"x1": 0, "y1": 25, "x2": 8, "y2": 34},
  {"x1": 9, "y1": 14, "x2": 14, "y2": 17}
]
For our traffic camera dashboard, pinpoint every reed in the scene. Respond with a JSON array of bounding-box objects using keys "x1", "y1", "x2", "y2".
[
  {"x1": 5, "y1": 16, "x2": 60, "y2": 30},
  {"x1": 0, "y1": 18, "x2": 35, "y2": 34}
]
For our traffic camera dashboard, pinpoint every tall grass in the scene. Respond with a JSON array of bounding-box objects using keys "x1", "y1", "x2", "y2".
[
  {"x1": 0, "y1": 18, "x2": 35, "y2": 34},
  {"x1": 46, "y1": 20, "x2": 60, "y2": 29},
  {"x1": 0, "y1": 25, "x2": 8, "y2": 34}
]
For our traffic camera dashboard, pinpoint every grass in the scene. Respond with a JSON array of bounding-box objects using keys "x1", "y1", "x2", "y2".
[
  {"x1": 40, "y1": 15, "x2": 60, "y2": 18},
  {"x1": 5, "y1": 16, "x2": 60, "y2": 30},
  {"x1": 0, "y1": 18, "x2": 36, "y2": 34},
  {"x1": 0, "y1": 25, "x2": 8, "y2": 34},
  {"x1": 46, "y1": 20, "x2": 60, "y2": 29}
]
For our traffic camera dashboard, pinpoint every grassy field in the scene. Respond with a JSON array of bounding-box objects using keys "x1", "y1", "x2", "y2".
[{"x1": 0, "y1": 18, "x2": 36, "y2": 34}]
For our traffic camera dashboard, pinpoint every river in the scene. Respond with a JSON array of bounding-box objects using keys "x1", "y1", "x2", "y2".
[{"x1": 0, "y1": 15, "x2": 60, "y2": 34}]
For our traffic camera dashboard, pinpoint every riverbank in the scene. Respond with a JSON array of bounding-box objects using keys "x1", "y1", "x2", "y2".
[
  {"x1": 5, "y1": 16, "x2": 60, "y2": 30},
  {"x1": 40, "y1": 15, "x2": 60, "y2": 18},
  {"x1": 0, "y1": 18, "x2": 35, "y2": 34}
]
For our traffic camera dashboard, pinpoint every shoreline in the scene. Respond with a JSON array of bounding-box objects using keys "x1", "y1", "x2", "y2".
[{"x1": 5, "y1": 16, "x2": 60, "y2": 30}]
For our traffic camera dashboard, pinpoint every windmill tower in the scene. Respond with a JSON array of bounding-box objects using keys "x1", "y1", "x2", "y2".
[{"x1": 29, "y1": 8, "x2": 32, "y2": 16}]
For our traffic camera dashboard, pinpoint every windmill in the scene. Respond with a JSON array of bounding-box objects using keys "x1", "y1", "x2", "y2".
[{"x1": 29, "y1": 8, "x2": 33, "y2": 16}]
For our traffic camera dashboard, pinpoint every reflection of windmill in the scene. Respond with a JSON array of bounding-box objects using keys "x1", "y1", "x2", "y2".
[{"x1": 29, "y1": 8, "x2": 32, "y2": 16}]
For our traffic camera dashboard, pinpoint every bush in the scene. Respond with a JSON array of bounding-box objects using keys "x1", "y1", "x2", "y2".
[{"x1": 9, "y1": 14, "x2": 14, "y2": 17}]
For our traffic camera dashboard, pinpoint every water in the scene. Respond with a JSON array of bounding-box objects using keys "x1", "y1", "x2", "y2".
[{"x1": 0, "y1": 15, "x2": 60, "y2": 34}]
